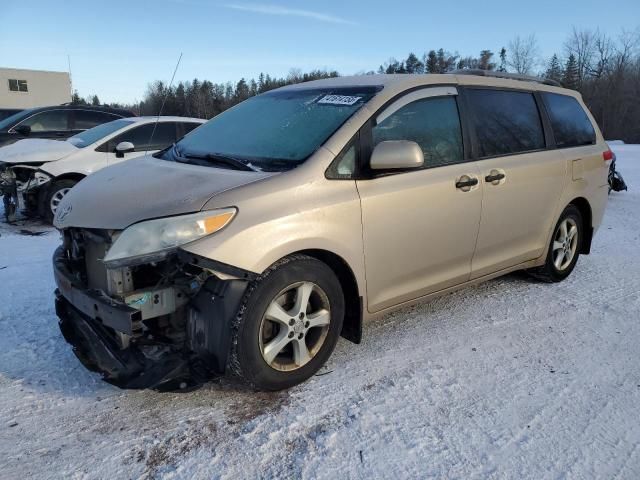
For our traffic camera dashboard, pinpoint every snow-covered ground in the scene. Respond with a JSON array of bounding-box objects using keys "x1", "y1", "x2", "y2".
[{"x1": 1, "y1": 146, "x2": 639, "y2": 479}]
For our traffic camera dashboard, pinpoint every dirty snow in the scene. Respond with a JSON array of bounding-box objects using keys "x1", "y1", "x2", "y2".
[{"x1": 1, "y1": 145, "x2": 639, "y2": 479}]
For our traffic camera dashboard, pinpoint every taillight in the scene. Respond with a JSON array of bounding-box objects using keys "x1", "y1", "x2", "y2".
[{"x1": 603, "y1": 150, "x2": 613, "y2": 161}]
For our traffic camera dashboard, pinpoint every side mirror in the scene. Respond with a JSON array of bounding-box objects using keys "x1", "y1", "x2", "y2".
[
  {"x1": 370, "y1": 140, "x2": 424, "y2": 170},
  {"x1": 15, "y1": 124, "x2": 31, "y2": 136},
  {"x1": 115, "y1": 141, "x2": 135, "y2": 158}
]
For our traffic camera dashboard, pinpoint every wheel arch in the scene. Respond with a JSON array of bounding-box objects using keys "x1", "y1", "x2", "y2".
[
  {"x1": 38, "y1": 173, "x2": 86, "y2": 219},
  {"x1": 292, "y1": 249, "x2": 363, "y2": 345},
  {"x1": 568, "y1": 197, "x2": 593, "y2": 254},
  {"x1": 51, "y1": 172, "x2": 86, "y2": 183}
]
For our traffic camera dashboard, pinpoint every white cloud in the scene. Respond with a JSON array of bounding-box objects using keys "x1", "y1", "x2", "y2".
[{"x1": 224, "y1": 3, "x2": 356, "y2": 25}]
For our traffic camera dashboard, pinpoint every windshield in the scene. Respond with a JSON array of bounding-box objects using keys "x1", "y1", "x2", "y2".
[
  {"x1": 67, "y1": 119, "x2": 135, "y2": 148},
  {"x1": 0, "y1": 108, "x2": 34, "y2": 130},
  {"x1": 161, "y1": 86, "x2": 380, "y2": 171}
]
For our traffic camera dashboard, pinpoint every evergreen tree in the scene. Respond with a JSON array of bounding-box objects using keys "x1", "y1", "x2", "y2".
[
  {"x1": 425, "y1": 50, "x2": 438, "y2": 73},
  {"x1": 498, "y1": 47, "x2": 507, "y2": 72},
  {"x1": 562, "y1": 54, "x2": 579, "y2": 90},
  {"x1": 235, "y1": 78, "x2": 250, "y2": 101},
  {"x1": 545, "y1": 54, "x2": 563, "y2": 83},
  {"x1": 405, "y1": 53, "x2": 424, "y2": 74},
  {"x1": 436, "y1": 48, "x2": 458, "y2": 73},
  {"x1": 175, "y1": 82, "x2": 186, "y2": 116},
  {"x1": 71, "y1": 90, "x2": 85, "y2": 105},
  {"x1": 478, "y1": 50, "x2": 496, "y2": 70},
  {"x1": 91, "y1": 95, "x2": 100, "y2": 106}
]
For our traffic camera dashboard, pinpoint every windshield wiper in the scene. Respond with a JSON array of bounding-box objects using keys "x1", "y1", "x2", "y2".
[{"x1": 175, "y1": 147, "x2": 259, "y2": 172}]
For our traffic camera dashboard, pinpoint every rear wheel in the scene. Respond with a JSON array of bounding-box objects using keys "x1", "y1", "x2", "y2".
[
  {"x1": 529, "y1": 205, "x2": 583, "y2": 282},
  {"x1": 229, "y1": 255, "x2": 344, "y2": 390},
  {"x1": 42, "y1": 179, "x2": 77, "y2": 223}
]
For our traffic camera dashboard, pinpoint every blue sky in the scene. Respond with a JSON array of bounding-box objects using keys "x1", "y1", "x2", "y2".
[{"x1": 1, "y1": 0, "x2": 638, "y2": 104}]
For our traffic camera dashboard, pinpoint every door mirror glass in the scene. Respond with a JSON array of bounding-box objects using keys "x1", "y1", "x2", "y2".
[
  {"x1": 15, "y1": 124, "x2": 31, "y2": 135},
  {"x1": 115, "y1": 141, "x2": 135, "y2": 158},
  {"x1": 370, "y1": 140, "x2": 424, "y2": 170}
]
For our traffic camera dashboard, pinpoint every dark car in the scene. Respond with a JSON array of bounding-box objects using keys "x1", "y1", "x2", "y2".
[
  {"x1": 0, "y1": 105, "x2": 136, "y2": 147},
  {"x1": 0, "y1": 108, "x2": 23, "y2": 121}
]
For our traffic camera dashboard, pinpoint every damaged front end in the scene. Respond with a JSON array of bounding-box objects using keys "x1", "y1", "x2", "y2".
[
  {"x1": 53, "y1": 228, "x2": 253, "y2": 391},
  {"x1": 0, "y1": 161, "x2": 50, "y2": 222}
]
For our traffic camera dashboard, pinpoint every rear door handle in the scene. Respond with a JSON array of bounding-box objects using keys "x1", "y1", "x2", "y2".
[
  {"x1": 455, "y1": 176, "x2": 479, "y2": 190},
  {"x1": 485, "y1": 172, "x2": 505, "y2": 183}
]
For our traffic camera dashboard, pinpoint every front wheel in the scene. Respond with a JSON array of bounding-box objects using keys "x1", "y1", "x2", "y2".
[
  {"x1": 42, "y1": 179, "x2": 77, "y2": 224},
  {"x1": 529, "y1": 205, "x2": 583, "y2": 283},
  {"x1": 229, "y1": 255, "x2": 345, "y2": 390}
]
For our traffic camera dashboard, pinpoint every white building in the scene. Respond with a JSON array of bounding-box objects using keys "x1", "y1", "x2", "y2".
[{"x1": 0, "y1": 67, "x2": 71, "y2": 109}]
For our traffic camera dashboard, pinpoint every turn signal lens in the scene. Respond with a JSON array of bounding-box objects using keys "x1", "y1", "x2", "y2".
[{"x1": 200, "y1": 211, "x2": 235, "y2": 234}]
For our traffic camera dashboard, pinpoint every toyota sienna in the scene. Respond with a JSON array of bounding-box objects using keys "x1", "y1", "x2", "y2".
[{"x1": 51, "y1": 73, "x2": 610, "y2": 391}]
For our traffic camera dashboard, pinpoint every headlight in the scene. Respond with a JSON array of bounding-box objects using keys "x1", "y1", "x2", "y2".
[{"x1": 103, "y1": 208, "x2": 236, "y2": 266}]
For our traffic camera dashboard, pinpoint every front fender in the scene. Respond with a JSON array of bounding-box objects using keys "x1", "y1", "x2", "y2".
[{"x1": 180, "y1": 180, "x2": 367, "y2": 297}]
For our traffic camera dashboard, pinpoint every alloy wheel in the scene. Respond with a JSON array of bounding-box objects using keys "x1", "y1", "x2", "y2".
[
  {"x1": 259, "y1": 281, "x2": 331, "y2": 372},
  {"x1": 50, "y1": 187, "x2": 71, "y2": 215},
  {"x1": 552, "y1": 217, "x2": 579, "y2": 271}
]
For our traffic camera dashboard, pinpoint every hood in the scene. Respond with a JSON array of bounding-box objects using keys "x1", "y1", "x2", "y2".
[
  {"x1": 54, "y1": 155, "x2": 276, "y2": 230},
  {"x1": 0, "y1": 138, "x2": 78, "y2": 164}
]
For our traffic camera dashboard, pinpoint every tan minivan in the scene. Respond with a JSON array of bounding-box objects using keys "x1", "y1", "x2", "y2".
[{"x1": 52, "y1": 73, "x2": 610, "y2": 391}]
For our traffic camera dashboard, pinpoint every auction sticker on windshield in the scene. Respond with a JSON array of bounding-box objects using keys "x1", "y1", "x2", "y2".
[{"x1": 317, "y1": 95, "x2": 363, "y2": 106}]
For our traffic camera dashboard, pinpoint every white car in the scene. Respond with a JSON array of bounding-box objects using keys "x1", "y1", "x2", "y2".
[{"x1": 0, "y1": 116, "x2": 205, "y2": 222}]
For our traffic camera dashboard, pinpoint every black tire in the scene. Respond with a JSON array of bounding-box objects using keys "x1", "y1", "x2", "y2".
[
  {"x1": 42, "y1": 179, "x2": 77, "y2": 224},
  {"x1": 529, "y1": 205, "x2": 583, "y2": 283},
  {"x1": 229, "y1": 254, "x2": 345, "y2": 391}
]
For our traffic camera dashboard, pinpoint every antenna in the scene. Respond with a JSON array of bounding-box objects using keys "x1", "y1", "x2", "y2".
[
  {"x1": 67, "y1": 55, "x2": 73, "y2": 100},
  {"x1": 146, "y1": 52, "x2": 183, "y2": 155}
]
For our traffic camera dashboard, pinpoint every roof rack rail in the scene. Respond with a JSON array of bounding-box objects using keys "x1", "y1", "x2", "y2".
[{"x1": 452, "y1": 69, "x2": 561, "y2": 87}]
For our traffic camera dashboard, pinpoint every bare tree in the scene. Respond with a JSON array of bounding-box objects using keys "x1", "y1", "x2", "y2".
[
  {"x1": 507, "y1": 34, "x2": 540, "y2": 74},
  {"x1": 593, "y1": 31, "x2": 614, "y2": 78},
  {"x1": 564, "y1": 27, "x2": 597, "y2": 86}
]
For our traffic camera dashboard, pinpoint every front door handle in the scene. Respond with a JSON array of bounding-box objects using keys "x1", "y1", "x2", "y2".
[
  {"x1": 455, "y1": 176, "x2": 479, "y2": 190},
  {"x1": 485, "y1": 172, "x2": 505, "y2": 183}
]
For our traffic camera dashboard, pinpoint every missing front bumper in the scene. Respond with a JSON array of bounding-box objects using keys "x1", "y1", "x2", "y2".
[
  {"x1": 56, "y1": 292, "x2": 205, "y2": 391},
  {"x1": 52, "y1": 246, "x2": 250, "y2": 390}
]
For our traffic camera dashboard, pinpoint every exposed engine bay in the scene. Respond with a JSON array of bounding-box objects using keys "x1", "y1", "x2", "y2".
[
  {"x1": 0, "y1": 162, "x2": 49, "y2": 222},
  {"x1": 54, "y1": 228, "x2": 252, "y2": 390}
]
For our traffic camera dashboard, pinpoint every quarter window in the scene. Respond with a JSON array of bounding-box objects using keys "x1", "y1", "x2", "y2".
[
  {"x1": 8, "y1": 79, "x2": 28, "y2": 92},
  {"x1": 74, "y1": 110, "x2": 120, "y2": 130},
  {"x1": 372, "y1": 96, "x2": 464, "y2": 168},
  {"x1": 466, "y1": 89, "x2": 545, "y2": 157},
  {"x1": 541, "y1": 92, "x2": 595, "y2": 148},
  {"x1": 326, "y1": 143, "x2": 357, "y2": 179}
]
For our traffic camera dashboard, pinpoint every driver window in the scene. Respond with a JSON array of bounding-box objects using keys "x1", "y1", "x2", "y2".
[
  {"x1": 106, "y1": 122, "x2": 177, "y2": 152},
  {"x1": 19, "y1": 110, "x2": 70, "y2": 132},
  {"x1": 372, "y1": 96, "x2": 464, "y2": 168}
]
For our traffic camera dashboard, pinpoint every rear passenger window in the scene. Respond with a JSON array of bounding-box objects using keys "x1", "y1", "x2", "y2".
[
  {"x1": 74, "y1": 110, "x2": 120, "y2": 130},
  {"x1": 179, "y1": 122, "x2": 201, "y2": 137},
  {"x1": 372, "y1": 96, "x2": 464, "y2": 168},
  {"x1": 107, "y1": 122, "x2": 177, "y2": 152},
  {"x1": 542, "y1": 93, "x2": 595, "y2": 148},
  {"x1": 467, "y1": 89, "x2": 545, "y2": 157}
]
